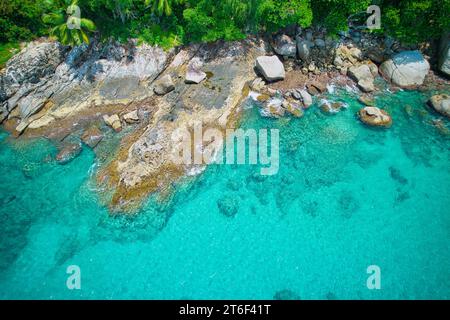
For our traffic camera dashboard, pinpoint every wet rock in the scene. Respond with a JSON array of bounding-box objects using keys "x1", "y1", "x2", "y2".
[
  {"x1": 358, "y1": 106, "x2": 392, "y2": 127},
  {"x1": 81, "y1": 126, "x2": 103, "y2": 148},
  {"x1": 185, "y1": 57, "x2": 207, "y2": 84},
  {"x1": 298, "y1": 89, "x2": 313, "y2": 108},
  {"x1": 306, "y1": 81, "x2": 326, "y2": 96},
  {"x1": 358, "y1": 95, "x2": 374, "y2": 106},
  {"x1": 272, "y1": 34, "x2": 297, "y2": 58},
  {"x1": 123, "y1": 110, "x2": 140, "y2": 124},
  {"x1": 217, "y1": 196, "x2": 238, "y2": 217},
  {"x1": 255, "y1": 56, "x2": 285, "y2": 82},
  {"x1": 274, "y1": 289, "x2": 301, "y2": 300},
  {"x1": 428, "y1": 94, "x2": 450, "y2": 118},
  {"x1": 103, "y1": 114, "x2": 122, "y2": 132},
  {"x1": 261, "y1": 96, "x2": 285, "y2": 118},
  {"x1": 380, "y1": 51, "x2": 430, "y2": 87},
  {"x1": 320, "y1": 101, "x2": 344, "y2": 114},
  {"x1": 282, "y1": 100, "x2": 304, "y2": 117},
  {"x1": 56, "y1": 143, "x2": 82, "y2": 164},
  {"x1": 154, "y1": 75, "x2": 175, "y2": 95}
]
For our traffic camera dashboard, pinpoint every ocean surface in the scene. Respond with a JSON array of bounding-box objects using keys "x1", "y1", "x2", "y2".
[{"x1": 0, "y1": 87, "x2": 449, "y2": 299}]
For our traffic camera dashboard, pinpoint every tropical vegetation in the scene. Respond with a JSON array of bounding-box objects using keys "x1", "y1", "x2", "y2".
[{"x1": 0, "y1": 0, "x2": 449, "y2": 51}]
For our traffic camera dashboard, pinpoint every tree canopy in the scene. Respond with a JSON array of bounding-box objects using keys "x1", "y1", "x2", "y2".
[{"x1": 0, "y1": 0, "x2": 449, "y2": 48}]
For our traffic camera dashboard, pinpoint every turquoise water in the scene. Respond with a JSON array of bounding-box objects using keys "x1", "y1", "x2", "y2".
[{"x1": 0, "y1": 88, "x2": 449, "y2": 299}]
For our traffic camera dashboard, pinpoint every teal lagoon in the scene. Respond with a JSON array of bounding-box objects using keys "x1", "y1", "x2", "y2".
[{"x1": 0, "y1": 88, "x2": 449, "y2": 299}]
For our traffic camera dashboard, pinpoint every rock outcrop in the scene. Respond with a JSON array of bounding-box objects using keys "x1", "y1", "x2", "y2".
[
  {"x1": 55, "y1": 142, "x2": 82, "y2": 164},
  {"x1": 428, "y1": 94, "x2": 450, "y2": 118},
  {"x1": 255, "y1": 56, "x2": 285, "y2": 82},
  {"x1": 0, "y1": 39, "x2": 168, "y2": 126},
  {"x1": 99, "y1": 39, "x2": 268, "y2": 211},
  {"x1": 380, "y1": 51, "x2": 430, "y2": 87}
]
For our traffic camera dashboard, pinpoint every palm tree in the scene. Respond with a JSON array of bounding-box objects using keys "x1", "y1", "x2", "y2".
[
  {"x1": 145, "y1": 0, "x2": 184, "y2": 16},
  {"x1": 42, "y1": 0, "x2": 96, "y2": 46}
]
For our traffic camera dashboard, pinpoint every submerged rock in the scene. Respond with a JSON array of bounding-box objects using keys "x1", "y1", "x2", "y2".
[
  {"x1": 255, "y1": 56, "x2": 285, "y2": 82},
  {"x1": 428, "y1": 94, "x2": 450, "y2": 118},
  {"x1": 358, "y1": 106, "x2": 392, "y2": 127},
  {"x1": 56, "y1": 143, "x2": 82, "y2": 164},
  {"x1": 358, "y1": 95, "x2": 374, "y2": 106},
  {"x1": 217, "y1": 196, "x2": 238, "y2": 217},
  {"x1": 81, "y1": 126, "x2": 103, "y2": 148},
  {"x1": 273, "y1": 289, "x2": 301, "y2": 300},
  {"x1": 380, "y1": 51, "x2": 430, "y2": 87},
  {"x1": 320, "y1": 100, "x2": 344, "y2": 114}
]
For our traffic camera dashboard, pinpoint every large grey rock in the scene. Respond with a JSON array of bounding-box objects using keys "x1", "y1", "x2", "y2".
[
  {"x1": 255, "y1": 56, "x2": 285, "y2": 82},
  {"x1": 273, "y1": 34, "x2": 297, "y2": 57},
  {"x1": 438, "y1": 34, "x2": 450, "y2": 76},
  {"x1": 348, "y1": 65, "x2": 375, "y2": 93},
  {"x1": 429, "y1": 94, "x2": 450, "y2": 118},
  {"x1": 380, "y1": 51, "x2": 430, "y2": 87}
]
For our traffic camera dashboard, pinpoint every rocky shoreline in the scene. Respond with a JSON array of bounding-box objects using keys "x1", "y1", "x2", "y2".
[{"x1": 1, "y1": 27, "x2": 449, "y2": 213}]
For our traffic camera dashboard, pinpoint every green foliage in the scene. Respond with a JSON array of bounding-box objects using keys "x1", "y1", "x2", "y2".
[
  {"x1": 0, "y1": 42, "x2": 20, "y2": 69},
  {"x1": 0, "y1": 0, "x2": 50, "y2": 42},
  {"x1": 382, "y1": 0, "x2": 450, "y2": 44},
  {"x1": 311, "y1": 0, "x2": 372, "y2": 34},
  {"x1": 256, "y1": 0, "x2": 313, "y2": 32}
]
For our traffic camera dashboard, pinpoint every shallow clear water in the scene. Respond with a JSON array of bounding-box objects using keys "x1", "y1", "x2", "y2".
[{"x1": 0, "y1": 88, "x2": 449, "y2": 299}]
